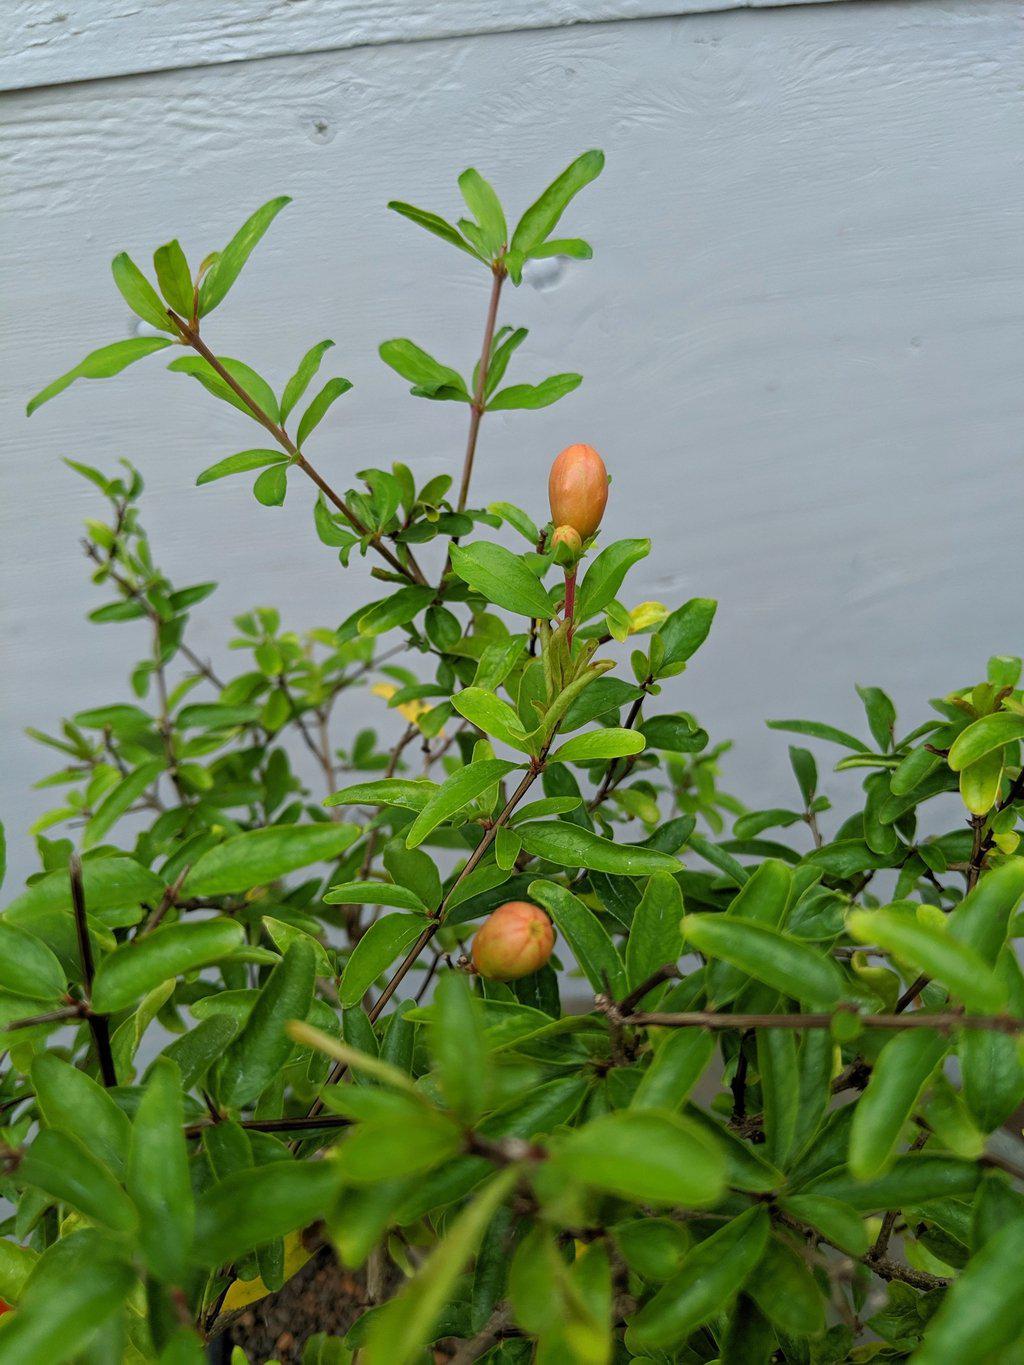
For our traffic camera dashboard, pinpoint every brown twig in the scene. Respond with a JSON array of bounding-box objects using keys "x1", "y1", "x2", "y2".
[
  {"x1": 139, "y1": 864, "x2": 190, "y2": 936},
  {"x1": 615, "y1": 1008, "x2": 1022, "y2": 1034},
  {"x1": 167, "y1": 310, "x2": 427, "y2": 587},
  {"x1": 69, "y1": 854, "x2": 118, "y2": 1087},
  {"x1": 455, "y1": 265, "x2": 506, "y2": 516}
]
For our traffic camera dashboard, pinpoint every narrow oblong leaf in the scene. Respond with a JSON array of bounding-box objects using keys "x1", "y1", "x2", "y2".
[
  {"x1": 193, "y1": 1162, "x2": 341, "y2": 1266},
  {"x1": 576, "y1": 539, "x2": 650, "y2": 622},
  {"x1": 31, "y1": 1053, "x2": 131, "y2": 1176},
  {"x1": 0, "y1": 921, "x2": 66, "y2": 1001},
  {"x1": 510, "y1": 149, "x2": 605, "y2": 256},
  {"x1": 528, "y1": 879, "x2": 625, "y2": 995},
  {"x1": 486, "y1": 373, "x2": 581, "y2": 411},
  {"x1": 280, "y1": 339, "x2": 334, "y2": 422},
  {"x1": 519, "y1": 824, "x2": 679, "y2": 876},
  {"x1": 449, "y1": 542, "x2": 553, "y2": 620},
  {"x1": 19, "y1": 1129, "x2": 138, "y2": 1233},
  {"x1": 948, "y1": 711, "x2": 1024, "y2": 772},
  {"x1": 111, "y1": 252, "x2": 173, "y2": 330},
  {"x1": 339, "y1": 915, "x2": 427, "y2": 1009},
  {"x1": 450, "y1": 688, "x2": 533, "y2": 753},
  {"x1": 91, "y1": 918, "x2": 245, "y2": 1013},
  {"x1": 625, "y1": 872, "x2": 684, "y2": 993},
  {"x1": 218, "y1": 940, "x2": 317, "y2": 1108},
  {"x1": 127, "y1": 1059, "x2": 193, "y2": 1283},
  {"x1": 550, "y1": 728, "x2": 645, "y2": 765},
  {"x1": 196, "y1": 449, "x2": 286, "y2": 486},
  {"x1": 406, "y1": 760, "x2": 517, "y2": 848},
  {"x1": 27, "y1": 337, "x2": 174, "y2": 416},
  {"x1": 296, "y1": 376, "x2": 353, "y2": 447},
  {"x1": 913, "y1": 1216, "x2": 1024, "y2": 1364},
  {"x1": 198, "y1": 196, "x2": 291, "y2": 315},
  {"x1": 848, "y1": 909, "x2": 1006, "y2": 1012},
  {"x1": 153, "y1": 238, "x2": 193, "y2": 315},
  {"x1": 682, "y1": 915, "x2": 846, "y2": 1009},
  {"x1": 554, "y1": 1110, "x2": 725, "y2": 1207},
  {"x1": 849, "y1": 1028, "x2": 947, "y2": 1180},
  {"x1": 181, "y1": 822, "x2": 359, "y2": 897}
]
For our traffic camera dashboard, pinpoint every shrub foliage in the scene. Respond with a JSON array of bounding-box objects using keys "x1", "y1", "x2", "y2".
[{"x1": 5, "y1": 151, "x2": 1024, "y2": 1363}]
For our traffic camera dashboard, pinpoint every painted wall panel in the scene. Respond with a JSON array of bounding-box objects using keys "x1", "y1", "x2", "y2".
[{"x1": 2, "y1": 0, "x2": 1021, "y2": 884}]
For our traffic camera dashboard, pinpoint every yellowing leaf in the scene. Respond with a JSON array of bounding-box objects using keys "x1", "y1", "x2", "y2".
[{"x1": 220, "y1": 1231, "x2": 313, "y2": 1312}]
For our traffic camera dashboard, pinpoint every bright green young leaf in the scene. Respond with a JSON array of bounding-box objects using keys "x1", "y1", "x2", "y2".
[
  {"x1": 487, "y1": 373, "x2": 581, "y2": 411},
  {"x1": 197, "y1": 450, "x2": 287, "y2": 486},
  {"x1": 406, "y1": 760, "x2": 517, "y2": 848},
  {"x1": 218, "y1": 940, "x2": 317, "y2": 1108},
  {"x1": 296, "y1": 377, "x2": 353, "y2": 447},
  {"x1": 280, "y1": 339, "x2": 335, "y2": 422},
  {"x1": 656, "y1": 598, "x2": 717, "y2": 674},
  {"x1": 848, "y1": 909, "x2": 1006, "y2": 1013},
  {"x1": 576, "y1": 539, "x2": 650, "y2": 622},
  {"x1": 432, "y1": 972, "x2": 490, "y2": 1122},
  {"x1": 168, "y1": 353, "x2": 280, "y2": 423},
  {"x1": 913, "y1": 1215, "x2": 1024, "y2": 1364},
  {"x1": 849, "y1": 1028, "x2": 947, "y2": 1180},
  {"x1": 510, "y1": 150, "x2": 605, "y2": 257},
  {"x1": 198, "y1": 196, "x2": 291, "y2": 315},
  {"x1": 450, "y1": 687, "x2": 533, "y2": 752},
  {"x1": 378, "y1": 339, "x2": 467, "y2": 400},
  {"x1": 631, "y1": 1029, "x2": 714, "y2": 1112},
  {"x1": 153, "y1": 239, "x2": 193, "y2": 315},
  {"x1": 683, "y1": 914, "x2": 846, "y2": 1009},
  {"x1": 458, "y1": 168, "x2": 507, "y2": 256},
  {"x1": 948, "y1": 711, "x2": 1024, "y2": 772},
  {"x1": 27, "y1": 337, "x2": 174, "y2": 416},
  {"x1": 111, "y1": 253, "x2": 173, "y2": 330},
  {"x1": 31, "y1": 1053, "x2": 131, "y2": 1176},
  {"x1": 84, "y1": 760, "x2": 163, "y2": 849},
  {"x1": 449, "y1": 543, "x2": 553, "y2": 620},
  {"x1": 0, "y1": 922, "x2": 66, "y2": 1002},
  {"x1": 19, "y1": 1129, "x2": 137, "y2": 1233},
  {"x1": 550, "y1": 728, "x2": 645, "y2": 765},
  {"x1": 946, "y1": 856, "x2": 1024, "y2": 964},
  {"x1": 555, "y1": 1110, "x2": 725, "y2": 1207},
  {"x1": 387, "y1": 200, "x2": 479, "y2": 256}
]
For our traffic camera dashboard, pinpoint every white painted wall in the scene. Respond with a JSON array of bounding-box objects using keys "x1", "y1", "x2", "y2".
[{"x1": 2, "y1": 0, "x2": 1022, "y2": 887}]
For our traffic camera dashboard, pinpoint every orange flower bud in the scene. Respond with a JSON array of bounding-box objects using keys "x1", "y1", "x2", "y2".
[
  {"x1": 550, "y1": 524, "x2": 583, "y2": 556},
  {"x1": 471, "y1": 901, "x2": 555, "y2": 981},
  {"x1": 548, "y1": 443, "x2": 608, "y2": 539}
]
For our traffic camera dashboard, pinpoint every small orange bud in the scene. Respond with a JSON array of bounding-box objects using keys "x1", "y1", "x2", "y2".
[
  {"x1": 548, "y1": 443, "x2": 608, "y2": 539},
  {"x1": 471, "y1": 901, "x2": 555, "y2": 981},
  {"x1": 551, "y1": 524, "x2": 583, "y2": 556}
]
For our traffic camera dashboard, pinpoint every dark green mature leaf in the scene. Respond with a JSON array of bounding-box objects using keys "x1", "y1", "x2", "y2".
[
  {"x1": 181, "y1": 823, "x2": 359, "y2": 897},
  {"x1": 111, "y1": 253, "x2": 173, "y2": 330},
  {"x1": 947, "y1": 856, "x2": 1024, "y2": 964},
  {"x1": 128, "y1": 1059, "x2": 193, "y2": 1283},
  {"x1": 325, "y1": 778, "x2": 436, "y2": 812},
  {"x1": 219, "y1": 941, "x2": 317, "y2": 1108},
  {"x1": 487, "y1": 373, "x2": 581, "y2": 411},
  {"x1": 779, "y1": 1194, "x2": 869, "y2": 1256},
  {"x1": 758, "y1": 1028, "x2": 800, "y2": 1169},
  {"x1": 745, "y1": 1237, "x2": 825, "y2": 1338},
  {"x1": 554, "y1": 1110, "x2": 725, "y2": 1207},
  {"x1": 766, "y1": 718, "x2": 864, "y2": 750},
  {"x1": 449, "y1": 542, "x2": 553, "y2": 619},
  {"x1": 27, "y1": 337, "x2": 174, "y2": 416},
  {"x1": 363, "y1": 1170, "x2": 518, "y2": 1365},
  {"x1": 193, "y1": 1162, "x2": 341, "y2": 1266},
  {"x1": 520, "y1": 824, "x2": 679, "y2": 876},
  {"x1": 805, "y1": 1154, "x2": 981, "y2": 1209},
  {"x1": 510, "y1": 150, "x2": 605, "y2": 257},
  {"x1": 0, "y1": 922, "x2": 66, "y2": 1001},
  {"x1": 576, "y1": 539, "x2": 650, "y2": 622},
  {"x1": 625, "y1": 1207, "x2": 769, "y2": 1352},
  {"x1": 432, "y1": 972, "x2": 489, "y2": 1122},
  {"x1": 296, "y1": 377, "x2": 353, "y2": 447},
  {"x1": 0, "y1": 1230, "x2": 135, "y2": 1365},
  {"x1": 84, "y1": 760, "x2": 163, "y2": 848},
  {"x1": 848, "y1": 909, "x2": 1005, "y2": 1013},
  {"x1": 91, "y1": 918, "x2": 244, "y2": 1013},
  {"x1": 199, "y1": 196, "x2": 291, "y2": 315},
  {"x1": 529, "y1": 878, "x2": 625, "y2": 995},
  {"x1": 358, "y1": 587, "x2": 435, "y2": 637},
  {"x1": 914, "y1": 1216, "x2": 1024, "y2": 1364},
  {"x1": 683, "y1": 915, "x2": 845, "y2": 1008},
  {"x1": 325, "y1": 882, "x2": 428, "y2": 913},
  {"x1": 19, "y1": 1129, "x2": 137, "y2": 1233},
  {"x1": 31, "y1": 1053, "x2": 131, "y2": 1177},
  {"x1": 656, "y1": 598, "x2": 717, "y2": 674},
  {"x1": 625, "y1": 872, "x2": 684, "y2": 992},
  {"x1": 340, "y1": 916, "x2": 427, "y2": 1009},
  {"x1": 406, "y1": 760, "x2": 516, "y2": 848},
  {"x1": 631, "y1": 1029, "x2": 714, "y2": 1112},
  {"x1": 849, "y1": 1029, "x2": 947, "y2": 1180}
]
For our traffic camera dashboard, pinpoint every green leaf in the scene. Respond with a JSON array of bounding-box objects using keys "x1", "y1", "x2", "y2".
[
  {"x1": 529, "y1": 238, "x2": 593, "y2": 260},
  {"x1": 181, "y1": 822, "x2": 360, "y2": 897},
  {"x1": 128, "y1": 1059, "x2": 193, "y2": 1283},
  {"x1": 683, "y1": 915, "x2": 846, "y2": 1008},
  {"x1": 280, "y1": 339, "x2": 335, "y2": 422},
  {"x1": 253, "y1": 464, "x2": 288, "y2": 506},
  {"x1": 406, "y1": 760, "x2": 516, "y2": 848},
  {"x1": 153, "y1": 238, "x2": 193, "y2": 315},
  {"x1": 705, "y1": 859, "x2": 793, "y2": 1005},
  {"x1": 325, "y1": 778, "x2": 436, "y2": 812},
  {"x1": 193, "y1": 1162, "x2": 341, "y2": 1266},
  {"x1": 948, "y1": 711, "x2": 1024, "y2": 771},
  {"x1": 19, "y1": 1129, "x2": 137, "y2": 1233},
  {"x1": 520, "y1": 824, "x2": 680, "y2": 876},
  {"x1": 757, "y1": 1028, "x2": 800, "y2": 1169},
  {"x1": 766, "y1": 718, "x2": 864, "y2": 750},
  {"x1": 378, "y1": 339, "x2": 467, "y2": 399},
  {"x1": 168, "y1": 353, "x2": 280, "y2": 423},
  {"x1": 549, "y1": 728, "x2": 645, "y2": 764},
  {"x1": 528, "y1": 879, "x2": 626, "y2": 995},
  {"x1": 432, "y1": 972, "x2": 489, "y2": 1121},
  {"x1": 449, "y1": 543, "x2": 553, "y2": 620},
  {"x1": 450, "y1": 687, "x2": 533, "y2": 753},
  {"x1": 339, "y1": 915, "x2": 427, "y2": 1009},
  {"x1": 656, "y1": 598, "x2": 717, "y2": 674},
  {"x1": 778, "y1": 1195, "x2": 869, "y2": 1257},
  {"x1": 362, "y1": 1169, "x2": 519, "y2": 1365},
  {"x1": 91, "y1": 918, "x2": 244, "y2": 1013},
  {"x1": 0, "y1": 1230, "x2": 135, "y2": 1365},
  {"x1": 555, "y1": 1109, "x2": 725, "y2": 1207},
  {"x1": 27, "y1": 337, "x2": 174, "y2": 416},
  {"x1": 641, "y1": 714, "x2": 708, "y2": 754},
  {"x1": 745, "y1": 1237, "x2": 825, "y2": 1338},
  {"x1": 625, "y1": 1207, "x2": 769, "y2": 1352},
  {"x1": 914, "y1": 1216, "x2": 1024, "y2": 1364},
  {"x1": 631, "y1": 1029, "x2": 714, "y2": 1112},
  {"x1": 198, "y1": 196, "x2": 291, "y2": 315},
  {"x1": 31, "y1": 1053, "x2": 131, "y2": 1177},
  {"x1": 219, "y1": 940, "x2": 317, "y2": 1108},
  {"x1": 625, "y1": 872, "x2": 684, "y2": 992},
  {"x1": 111, "y1": 253, "x2": 172, "y2": 330},
  {"x1": 849, "y1": 1028, "x2": 947, "y2": 1180},
  {"x1": 84, "y1": 759, "x2": 163, "y2": 848},
  {"x1": 848, "y1": 909, "x2": 1006, "y2": 1012},
  {"x1": 576, "y1": 539, "x2": 650, "y2": 622},
  {"x1": 296, "y1": 377, "x2": 353, "y2": 447},
  {"x1": 0, "y1": 922, "x2": 66, "y2": 1001},
  {"x1": 0, "y1": 1239, "x2": 36, "y2": 1306},
  {"x1": 510, "y1": 150, "x2": 605, "y2": 257},
  {"x1": 387, "y1": 200, "x2": 479, "y2": 256},
  {"x1": 805, "y1": 1153, "x2": 981, "y2": 1209},
  {"x1": 357, "y1": 587, "x2": 435, "y2": 637},
  {"x1": 487, "y1": 373, "x2": 581, "y2": 411},
  {"x1": 458, "y1": 168, "x2": 507, "y2": 256},
  {"x1": 324, "y1": 882, "x2": 429, "y2": 912}
]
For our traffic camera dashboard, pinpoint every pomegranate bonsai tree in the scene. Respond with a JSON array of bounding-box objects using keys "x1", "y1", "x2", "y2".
[{"x1": 3, "y1": 151, "x2": 1024, "y2": 1364}]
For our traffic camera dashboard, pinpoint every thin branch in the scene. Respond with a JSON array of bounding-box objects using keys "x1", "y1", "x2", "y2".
[
  {"x1": 167, "y1": 310, "x2": 428, "y2": 587},
  {"x1": 588, "y1": 683, "x2": 649, "y2": 812},
  {"x1": 69, "y1": 854, "x2": 117, "y2": 1087},
  {"x1": 455, "y1": 266, "x2": 506, "y2": 515},
  {"x1": 4, "y1": 1007, "x2": 83, "y2": 1032},
  {"x1": 139, "y1": 865, "x2": 190, "y2": 936},
  {"x1": 615, "y1": 1007, "x2": 1023, "y2": 1034}
]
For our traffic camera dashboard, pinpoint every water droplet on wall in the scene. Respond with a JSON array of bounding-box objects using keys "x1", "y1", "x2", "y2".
[{"x1": 523, "y1": 256, "x2": 568, "y2": 292}]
